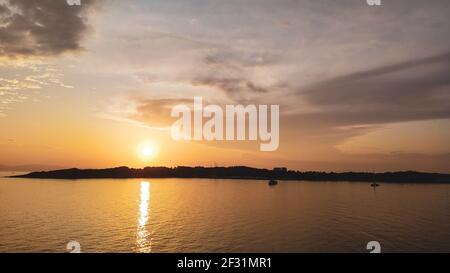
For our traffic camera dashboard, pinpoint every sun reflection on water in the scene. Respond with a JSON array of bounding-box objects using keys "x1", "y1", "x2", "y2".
[{"x1": 136, "y1": 181, "x2": 151, "y2": 252}]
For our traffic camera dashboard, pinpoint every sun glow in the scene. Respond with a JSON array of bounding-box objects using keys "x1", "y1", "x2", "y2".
[{"x1": 138, "y1": 142, "x2": 158, "y2": 161}]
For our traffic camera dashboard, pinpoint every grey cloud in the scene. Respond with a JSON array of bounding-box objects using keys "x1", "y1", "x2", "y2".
[
  {"x1": 203, "y1": 51, "x2": 281, "y2": 68},
  {"x1": 191, "y1": 52, "x2": 286, "y2": 102},
  {"x1": 0, "y1": 3, "x2": 9, "y2": 16},
  {"x1": 324, "y1": 52, "x2": 450, "y2": 85},
  {"x1": 0, "y1": 0, "x2": 98, "y2": 58},
  {"x1": 299, "y1": 52, "x2": 450, "y2": 126},
  {"x1": 192, "y1": 77, "x2": 269, "y2": 95}
]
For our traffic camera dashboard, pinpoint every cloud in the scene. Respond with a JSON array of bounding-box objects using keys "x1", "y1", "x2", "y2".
[
  {"x1": 298, "y1": 52, "x2": 450, "y2": 126},
  {"x1": 188, "y1": 51, "x2": 288, "y2": 104},
  {"x1": 130, "y1": 98, "x2": 193, "y2": 128},
  {"x1": 0, "y1": 62, "x2": 74, "y2": 118},
  {"x1": 0, "y1": 0, "x2": 98, "y2": 58},
  {"x1": 101, "y1": 96, "x2": 196, "y2": 129},
  {"x1": 192, "y1": 77, "x2": 269, "y2": 95}
]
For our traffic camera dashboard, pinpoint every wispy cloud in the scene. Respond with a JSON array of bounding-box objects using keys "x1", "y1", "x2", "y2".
[{"x1": 0, "y1": 63, "x2": 73, "y2": 117}]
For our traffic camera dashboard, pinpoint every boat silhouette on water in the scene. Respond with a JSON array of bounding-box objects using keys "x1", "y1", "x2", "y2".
[{"x1": 268, "y1": 180, "x2": 278, "y2": 186}]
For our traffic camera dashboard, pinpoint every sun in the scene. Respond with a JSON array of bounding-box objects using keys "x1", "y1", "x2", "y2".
[
  {"x1": 141, "y1": 146, "x2": 154, "y2": 157},
  {"x1": 137, "y1": 142, "x2": 158, "y2": 161}
]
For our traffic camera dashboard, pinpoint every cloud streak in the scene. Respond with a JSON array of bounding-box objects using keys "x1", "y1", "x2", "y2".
[{"x1": 299, "y1": 52, "x2": 450, "y2": 126}]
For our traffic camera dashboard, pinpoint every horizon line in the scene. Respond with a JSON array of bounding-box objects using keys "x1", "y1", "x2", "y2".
[{"x1": 13, "y1": 165, "x2": 450, "y2": 176}]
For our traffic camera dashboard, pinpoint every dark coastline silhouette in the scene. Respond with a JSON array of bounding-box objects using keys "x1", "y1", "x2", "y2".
[{"x1": 10, "y1": 166, "x2": 450, "y2": 183}]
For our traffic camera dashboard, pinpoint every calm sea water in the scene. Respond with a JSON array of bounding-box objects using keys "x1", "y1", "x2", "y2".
[{"x1": 0, "y1": 173, "x2": 449, "y2": 253}]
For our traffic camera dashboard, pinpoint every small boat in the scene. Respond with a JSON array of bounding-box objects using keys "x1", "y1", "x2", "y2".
[
  {"x1": 268, "y1": 179, "x2": 278, "y2": 186},
  {"x1": 370, "y1": 183, "x2": 380, "y2": 187}
]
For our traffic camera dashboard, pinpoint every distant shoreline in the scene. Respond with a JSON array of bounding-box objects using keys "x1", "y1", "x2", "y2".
[{"x1": 9, "y1": 166, "x2": 450, "y2": 183}]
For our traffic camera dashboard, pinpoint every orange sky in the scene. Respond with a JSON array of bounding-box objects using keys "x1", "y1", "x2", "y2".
[{"x1": 1, "y1": 0, "x2": 450, "y2": 172}]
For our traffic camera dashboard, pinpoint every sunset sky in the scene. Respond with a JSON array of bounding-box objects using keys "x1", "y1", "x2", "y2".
[{"x1": 1, "y1": 0, "x2": 449, "y2": 172}]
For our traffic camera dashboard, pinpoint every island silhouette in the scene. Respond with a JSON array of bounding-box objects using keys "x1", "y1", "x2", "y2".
[{"x1": 10, "y1": 166, "x2": 450, "y2": 183}]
